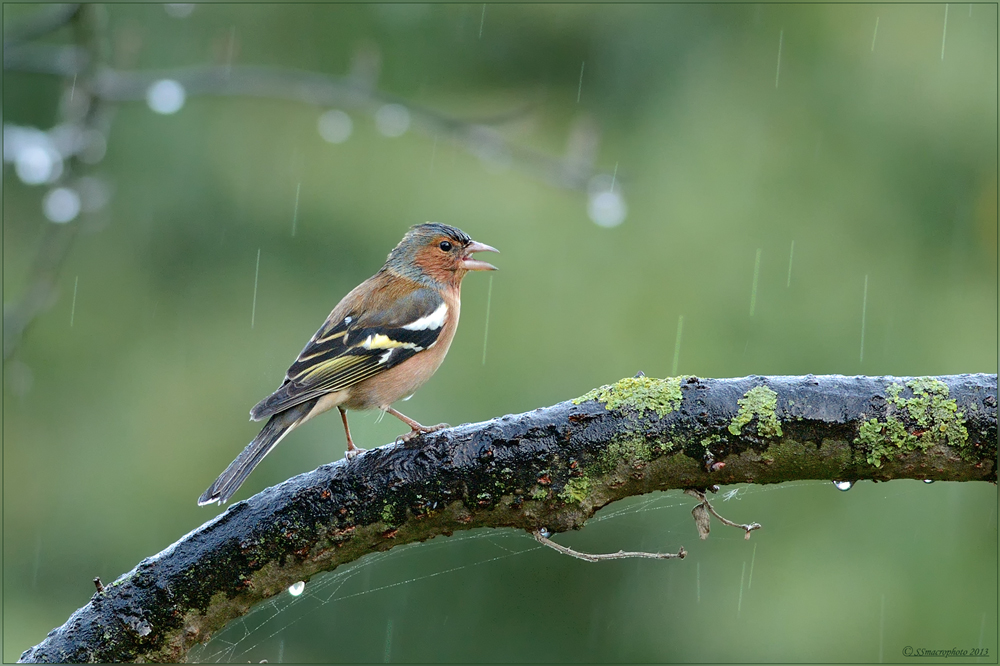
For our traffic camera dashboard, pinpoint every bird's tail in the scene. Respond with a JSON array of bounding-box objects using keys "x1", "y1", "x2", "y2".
[{"x1": 198, "y1": 404, "x2": 310, "y2": 506}]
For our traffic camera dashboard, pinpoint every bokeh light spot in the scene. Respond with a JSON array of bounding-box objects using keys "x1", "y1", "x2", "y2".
[
  {"x1": 146, "y1": 80, "x2": 186, "y2": 115},
  {"x1": 318, "y1": 109, "x2": 353, "y2": 144},
  {"x1": 43, "y1": 187, "x2": 81, "y2": 223},
  {"x1": 375, "y1": 104, "x2": 410, "y2": 137},
  {"x1": 588, "y1": 190, "x2": 627, "y2": 228}
]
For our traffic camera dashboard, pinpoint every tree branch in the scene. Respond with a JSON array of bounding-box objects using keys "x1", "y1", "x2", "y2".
[
  {"x1": 4, "y1": 39, "x2": 610, "y2": 360},
  {"x1": 19, "y1": 373, "x2": 996, "y2": 663},
  {"x1": 3, "y1": 5, "x2": 111, "y2": 361}
]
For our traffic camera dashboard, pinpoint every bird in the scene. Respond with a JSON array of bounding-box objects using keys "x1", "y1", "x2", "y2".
[{"x1": 198, "y1": 223, "x2": 498, "y2": 506}]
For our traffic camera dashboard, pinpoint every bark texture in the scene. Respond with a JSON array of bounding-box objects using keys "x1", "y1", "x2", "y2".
[{"x1": 20, "y1": 374, "x2": 997, "y2": 663}]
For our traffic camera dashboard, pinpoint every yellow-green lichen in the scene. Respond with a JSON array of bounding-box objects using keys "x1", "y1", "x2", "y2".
[
  {"x1": 728, "y1": 386, "x2": 783, "y2": 438},
  {"x1": 573, "y1": 376, "x2": 683, "y2": 417},
  {"x1": 585, "y1": 437, "x2": 654, "y2": 476},
  {"x1": 856, "y1": 379, "x2": 969, "y2": 467},
  {"x1": 380, "y1": 502, "x2": 395, "y2": 524},
  {"x1": 700, "y1": 434, "x2": 723, "y2": 449},
  {"x1": 559, "y1": 477, "x2": 592, "y2": 504}
]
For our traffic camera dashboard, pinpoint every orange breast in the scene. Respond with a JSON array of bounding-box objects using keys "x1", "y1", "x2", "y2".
[{"x1": 342, "y1": 289, "x2": 461, "y2": 411}]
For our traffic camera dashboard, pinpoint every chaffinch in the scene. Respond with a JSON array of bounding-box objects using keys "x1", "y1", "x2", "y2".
[{"x1": 198, "y1": 223, "x2": 498, "y2": 505}]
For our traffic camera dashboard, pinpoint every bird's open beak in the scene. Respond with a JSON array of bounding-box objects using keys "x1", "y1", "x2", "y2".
[{"x1": 459, "y1": 240, "x2": 499, "y2": 271}]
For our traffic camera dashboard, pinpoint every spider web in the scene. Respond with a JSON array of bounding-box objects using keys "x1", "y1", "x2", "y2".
[{"x1": 185, "y1": 481, "x2": 819, "y2": 663}]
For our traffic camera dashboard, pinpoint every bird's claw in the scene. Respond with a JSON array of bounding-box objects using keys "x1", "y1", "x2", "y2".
[
  {"x1": 396, "y1": 423, "x2": 450, "y2": 445},
  {"x1": 345, "y1": 446, "x2": 367, "y2": 461}
]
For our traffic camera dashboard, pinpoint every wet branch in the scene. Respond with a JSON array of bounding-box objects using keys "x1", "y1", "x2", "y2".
[{"x1": 19, "y1": 374, "x2": 996, "y2": 664}]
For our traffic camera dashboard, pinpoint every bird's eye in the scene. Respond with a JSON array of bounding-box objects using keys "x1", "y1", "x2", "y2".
[{"x1": 438, "y1": 240, "x2": 453, "y2": 252}]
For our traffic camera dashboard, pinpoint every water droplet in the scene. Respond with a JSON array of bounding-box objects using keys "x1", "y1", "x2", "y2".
[
  {"x1": 288, "y1": 581, "x2": 305, "y2": 596},
  {"x1": 923, "y1": 479, "x2": 935, "y2": 484},
  {"x1": 318, "y1": 109, "x2": 353, "y2": 144},
  {"x1": 43, "y1": 187, "x2": 81, "y2": 223},
  {"x1": 833, "y1": 480, "x2": 853, "y2": 491},
  {"x1": 539, "y1": 528, "x2": 551, "y2": 538},
  {"x1": 146, "y1": 80, "x2": 186, "y2": 115},
  {"x1": 374, "y1": 104, "x2": 410, "y2": 137}
]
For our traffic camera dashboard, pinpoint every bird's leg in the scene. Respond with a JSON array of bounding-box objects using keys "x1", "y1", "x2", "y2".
[
  {"x1": 385, "y1": 407, "x2": 449, "y2": 444},
  {"x1": 339, "y1": 407, "x2": 367, "y2": 460}
]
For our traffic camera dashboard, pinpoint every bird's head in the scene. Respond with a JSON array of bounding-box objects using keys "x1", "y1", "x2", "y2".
[{"x1": 386, "y1": 222, "x2": 498, "y2": 287}]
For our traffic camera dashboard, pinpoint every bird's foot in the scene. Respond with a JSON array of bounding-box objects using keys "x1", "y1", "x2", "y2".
[
  {"x1": 396, "y1": 422, "x2": 450, "y2": 445},
  {"x1": 345, "y1": 446, "x2": 368, "y2": 461}
]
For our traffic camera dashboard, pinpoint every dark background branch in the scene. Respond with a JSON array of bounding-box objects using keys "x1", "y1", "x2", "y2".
[
  {"x1": 4, "y1": 43, "x2": 610, "y2": 361},
  {"x1": 19, "y1": 374, "x2": 996, "y2": 663}
]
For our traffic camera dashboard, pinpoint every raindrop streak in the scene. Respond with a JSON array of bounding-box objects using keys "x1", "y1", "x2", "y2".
[
  {"x1": 288, "y1": 580, "x2": 304, "y2": 596},
  {"x1": 31, "y1": 534, "x2": 41, "y2": 589},
  {"x1": 941, "y1": 4, "x2": 949, "y2": 60},
  {"x1": 786, "y1": 240, "x2": 794, "y2": 287},
  {"x1": 860, "y1": 275, "x2": 868, "y2": 365},
  {"x1": 748, "y1": 543, "x2": 757, "y2": 589},
  {"x1": 70, "y1": 73, "x2": 77, "y2": 102},
  {"x1": 737, "y1": 561, "x2": 746, "y2": 618},
  {"x1": 70, "y1": 276, "x2": 79, "y2": 327},
  {"x1": 278, "y1": 638, "x2": 284, "y2": 664},
  {"x1": 871, "y1": 16, "x2": 879, "y2": 52},
  {"x1": 879, "y1": 594, "x2": 885, "y2": 663},
  {"x1": 251, "y1": 248, "x2": 261, "y2": 329},
  {"x1": 749, "y1": 248, "x2": 761, "y2": 316},
  {"x1": 291, "y1": 182, "x2": 301, "y2": 237},
  {"x1": 671, "y1": 315, "x2": 684, "y2": 375},
  {"x1": 775, "y1": 29, "x2": 784, "y2": 89},
  {"x1": 577, "y1": 61, "x2": 585, "y2": 103},
  {"x1": 610, "y1": 162, "x2": 619, "y2": 192},
  {"x1": 834, "y1": 480, "x2": 853, "y2": 491},
  {"x1": 481, "y1": 274, "x2": 493, "y2": 365},
  {"x1": 478, "y1": 4, "x2": 485, "y2": 39},
  {"x1": 383, "y1": 619, "x2": 394, "y2": 663},
  {"x1": 226, "y1": 26, "x2": 236, "y2": 75},
  {"x1": 696, "y1": 561, "x2": 700, "y2": 603}
]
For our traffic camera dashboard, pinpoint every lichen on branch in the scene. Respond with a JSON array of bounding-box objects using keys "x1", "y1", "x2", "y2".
[{"x1": 19, "y1": 374, "x2": 997, "y2": 664}]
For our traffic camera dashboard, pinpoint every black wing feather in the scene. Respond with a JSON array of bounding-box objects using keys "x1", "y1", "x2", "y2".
[{"x1": 250, "y1": 287, "x2": 445, "y2": 420}]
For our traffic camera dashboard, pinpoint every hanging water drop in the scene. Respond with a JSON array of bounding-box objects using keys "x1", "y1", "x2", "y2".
[
  {"x1": 833, "y1": 480, "x2": 853, "y2": 491},
  {"x1": 288, "y1": 581, "x2": 305, "y2": 596},
  {"x1": 923, "y1": 479, "x2": 935, "y2": 484}
]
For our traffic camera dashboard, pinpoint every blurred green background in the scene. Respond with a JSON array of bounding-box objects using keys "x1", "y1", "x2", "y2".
[{"x1": 3, "y1": 3, "x2": 996, "y2": 663}]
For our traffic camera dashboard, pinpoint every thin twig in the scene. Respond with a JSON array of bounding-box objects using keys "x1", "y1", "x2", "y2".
[
  {"x1": 532, "y1": 530, "x2": 686, "y2": 561},
  {"x1": 4, "y1": 48, "x2": 609, "y2": 191},
  {"x1": 3, "y1": 48, "x2": 612, "y2": 361},
  {"x1": 685, "y1": 489, "x2": 762, "y2": 539}
]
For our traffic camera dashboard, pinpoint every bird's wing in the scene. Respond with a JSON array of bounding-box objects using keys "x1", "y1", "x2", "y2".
[{"x1": 250, "y1": 286, "x2": 447, "y2": 420}]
